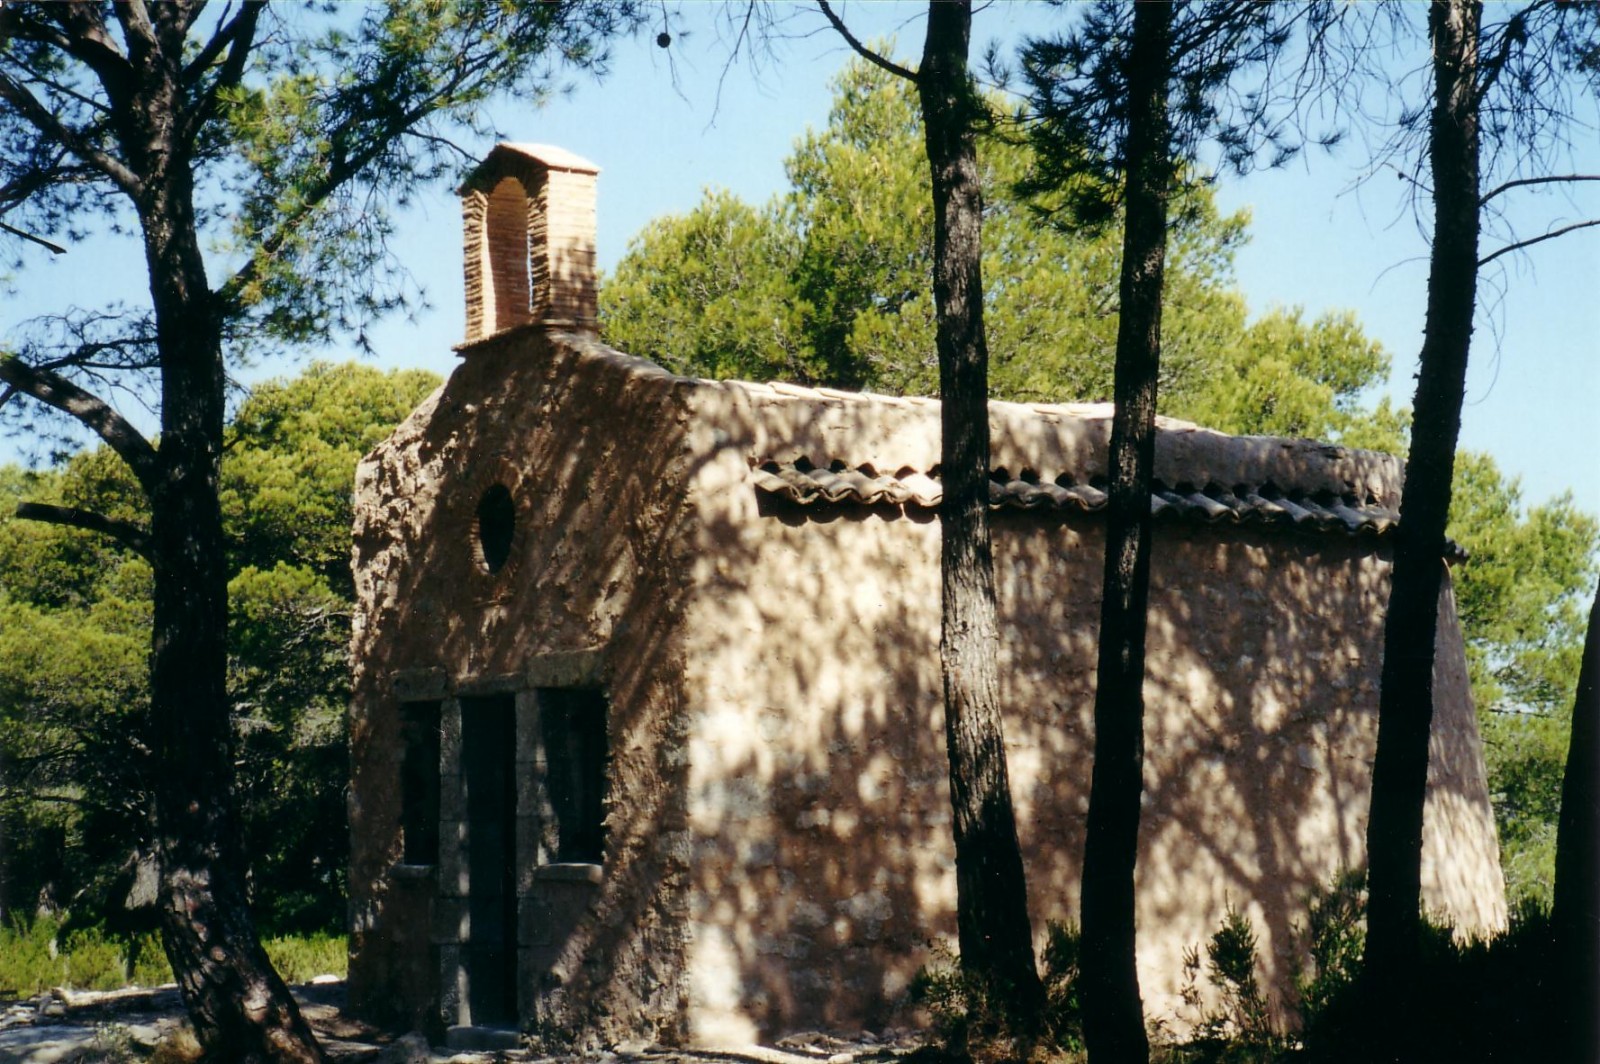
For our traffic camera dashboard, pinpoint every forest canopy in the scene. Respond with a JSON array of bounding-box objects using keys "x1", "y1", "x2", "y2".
[
  {"x1": 0, "y1": 363, "x2": 441, "y2": 932},
  {"x1": 601, "y1": 61, "x2": 1410, "y2": 452}
]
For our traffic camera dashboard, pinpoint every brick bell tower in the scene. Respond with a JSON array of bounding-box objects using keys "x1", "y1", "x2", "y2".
[{"x1": 458, "y1": 143, "x2": 599, "y2": 342}]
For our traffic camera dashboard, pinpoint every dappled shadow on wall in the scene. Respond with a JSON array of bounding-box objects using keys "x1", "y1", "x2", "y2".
[{"x1": 678, "y1": 492, "x2": 1500, "y2": 1036}]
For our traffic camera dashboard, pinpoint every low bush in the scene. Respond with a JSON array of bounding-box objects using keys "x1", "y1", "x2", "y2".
[
  {"x1": 127, "y1": 931, "x2": 172, "y2": 987},
  {"x1": 1290, "y1": 869, "x2": 1367, "y2": 1050},
  {"x1": 0, "y1": 916, "x2": 345, "y2": 996},
  {"x1": 1038, "y1": 922, "x2": 1086, "y2": 1053},
  {"x1": 0, "y1": 916, "x2": 69, "y2": 997},
  {"x1": 909, "y1": 922, "x2": 1086, "y2": 1063},
  {"x1": 59, "y1": 925, "x2": 132, "y2": 992},
  {"x1": 1296, "y1": 898, "x2": 1559, "y2": 1063},
  {"x1": 0, "y1": 915, "x2": 137, "y2": 994},
  {"x1": 904, "y1": 877, "x2": 1567, "y2": 1064},
  {"x1": 264, "y1": 931, "x2": 347, "y2": 983},
  {"x1": 1173, "y1": 906, "x2": 1287, "y2": 1063}
]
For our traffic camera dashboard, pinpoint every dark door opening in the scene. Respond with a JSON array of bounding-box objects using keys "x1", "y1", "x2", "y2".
[{"x1": 462, "y1": 695, "x2": 517, "y2": 1026}]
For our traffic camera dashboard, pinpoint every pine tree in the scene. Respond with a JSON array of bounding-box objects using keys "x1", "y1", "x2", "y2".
[{"x1": 0, "y1": 5, "x2": 637, "y2": 1058}]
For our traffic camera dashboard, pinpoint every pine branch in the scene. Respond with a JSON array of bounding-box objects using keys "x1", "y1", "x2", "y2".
[
  {"x1": 110, "y1": 1, "x2": 160, "y2": 63},
  {"x1": 14, "y1": 501, "x2": 153, "y2": 560},
  {"x1": 152, "y1": 0, "x2": 204, "y2": 43},
  {"x1": 214, "y1": 69, "x2": 494, "y2": 314},
  {"x1": 0, "y1": 6, "x2": 79, "y2": 54},
  {"x1": 1475, "y1": 0, "x2": 1558, "y2": 104},
  {"x1": 1481, "y1": 173, "x2": 1600, "y2": 205},
  {"x1": 0, "y1": 155, "x2": 95, "y2": 214},
  {"x1": 9, "y1": 60, "x2": 114, "y2": 117},
  {"x1": 13, "y1": 3, "x2": 137, "y2": 109},
  {"x1": 815, "y1": 0, "x2": 918, "y2": 82},
  {"x1": 0, "y1": 71, "x2": 142, "y2": 197},
  {"x1": 0, "y1": 219, "x2": 66, "y2": 254},
  {"x1": 0, "y1": 790, "x2": 121, "y2": 814},
  {"x1": 0, "y1": 356, "x2": 159, "y2": 494},
  {"x1": 182, "y1": 1, "x2": 267, "y2": 145},
  {"x1": 1478, "y1": 217, "x2": 1600, "y2": 267},
  {"x1": 213, "y1": 130, "x2": 400, "y2": 315}
]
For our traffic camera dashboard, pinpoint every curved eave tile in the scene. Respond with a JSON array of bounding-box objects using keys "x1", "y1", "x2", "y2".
[{"x1": 750, "y1": 459, "x2": 1469, "y2": 558}]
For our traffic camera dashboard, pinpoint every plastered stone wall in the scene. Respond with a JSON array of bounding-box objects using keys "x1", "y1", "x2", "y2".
[
  {"x1": 349, "y1": 331, "x2": 701, "y2": 1043},
  {"x1": 672, "y1": 381, "x2": 1506, "y2": 1041}
]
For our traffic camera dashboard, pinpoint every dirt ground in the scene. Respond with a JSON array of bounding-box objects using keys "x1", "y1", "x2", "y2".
[{"x1": 0, "y1": 981, "x2": 921, "y2": 1064}]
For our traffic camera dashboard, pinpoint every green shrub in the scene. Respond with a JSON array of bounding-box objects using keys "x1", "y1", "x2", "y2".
[
  {"x1": 60, "y1": 926, "x2": 133, "y2": 992},
  {"x1": 0, "y1": 916, "x2": 134, "y2": 993},
  {"x1": 0, "y1": 915, "x2": 69, "y2": 995},
  {"x1": 128, "y1": 931, "x2": 173, "y2": 986},
  {"x1": 1039, "y1": 922, "x2": 1085, "y2": 1053},
  {"x1": 0, "y1": 917, "x2": 344, "y2": 996},
  {"x1": 908, "y1": 940, "x2": 1009, "y2": 1061},
  {"x1": 1291, "y1": 879, "x2": 1563, "y2": 1063},
  {"x1": 263, "y1": 932, "x2": 347, "y2": 983},
  {"x1": 1174, "y1": 907, "x2": 1287, "y2": 1063},
  {"x1": 1290, "y1": 869, "x2": 1366, "y2": 1045},
  {"x1": 908, "y1": 923, "x2": 1086, "y2": 1063}
]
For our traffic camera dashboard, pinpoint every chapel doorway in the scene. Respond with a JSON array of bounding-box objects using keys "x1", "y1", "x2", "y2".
[{"x1": 461, "y1": 694, "x2": 517, "y2": 1026}]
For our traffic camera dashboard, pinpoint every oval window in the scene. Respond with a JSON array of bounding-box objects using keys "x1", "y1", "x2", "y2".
[{"x1": 475, "y1": 484, "x2": 516, "y2": 574}]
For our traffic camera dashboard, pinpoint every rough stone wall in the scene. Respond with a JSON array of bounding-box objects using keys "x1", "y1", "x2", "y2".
[
  {"x1": 348, "y1": 329, "x2": 699, "y2": 1044},
  {"x1": 672, "y1": 381, "x2": 1506, "y2": 1041}
]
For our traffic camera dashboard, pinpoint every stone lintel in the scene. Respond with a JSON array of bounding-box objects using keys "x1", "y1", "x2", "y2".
[
  {"x1": 392, "y1": 666, "x2": 449, "y2": 701},
  {"x1": 526, "y1": 647, "x2": 606, "y2": 689}
]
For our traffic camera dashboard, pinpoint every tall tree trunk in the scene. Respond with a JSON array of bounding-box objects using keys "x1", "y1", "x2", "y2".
[
  {"x1": 145, "y1": 310, "x2": 325, "y2": 1064},
  {"x1": 1079, "y1": 4, "x2": 1172, "y2": 1062},
  {"x1": 918, "y1": 0, "x2": 1044, "y2": 1017},
  {"x1": 1362, "y1": 2, "x2": 1480, "y2": 1058},
  {"x1": 132, "y1": 61, "x2": 325, "y2": 1064},
  {"x1": 1552, "y1": 580, "x2": 1600, "y2": 1064}
]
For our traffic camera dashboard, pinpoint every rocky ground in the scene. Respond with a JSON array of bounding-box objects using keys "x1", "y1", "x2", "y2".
[{"x1": 0, "y1": 982, "x2": 924, "y2": 1064}]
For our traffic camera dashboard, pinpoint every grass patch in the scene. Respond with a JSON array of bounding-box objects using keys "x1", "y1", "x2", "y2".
[
  {"x1": 0, "y1": 916, "x2": 345, "y2": 997},
  {"x1": 0, "y1": 916, "x2": 136, "y2": 994},
  {"x1": 0, "y1": 916, "x2": 79, "y2": 996},
  {"x1": 264, "y1": 931, "x2": 347, "y2": 983}
]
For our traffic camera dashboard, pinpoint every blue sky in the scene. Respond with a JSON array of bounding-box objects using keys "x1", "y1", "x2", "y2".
[{"x1": 4, "y1": 2, "x2": 1596, "y2": 515}]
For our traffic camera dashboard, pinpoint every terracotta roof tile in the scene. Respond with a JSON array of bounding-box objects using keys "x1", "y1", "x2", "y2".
[{"x1": 751, "y1": 459, "x2": 1462, "y2": 558}]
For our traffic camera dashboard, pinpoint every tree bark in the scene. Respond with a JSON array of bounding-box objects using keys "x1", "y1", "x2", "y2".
[
  {"x1": 1361, "y1": 2, "x2": 1481, "y2": 1058},
  {"x1": 1552, "y1": 579, "x2": 1600, "y2": 1064},
  {"x1": 1079, "y1": 4, "x2": 1173, "y2": 1062},
  {"x1": 144, "y1": 253, "x2": 325, "y2": 1064},
  {"x1": 918, "y1": 0, "x2": 1044, "y2": 1017},
  {"x1": 125, "y1": 25, "x2": 325, "y2": 1064}
]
